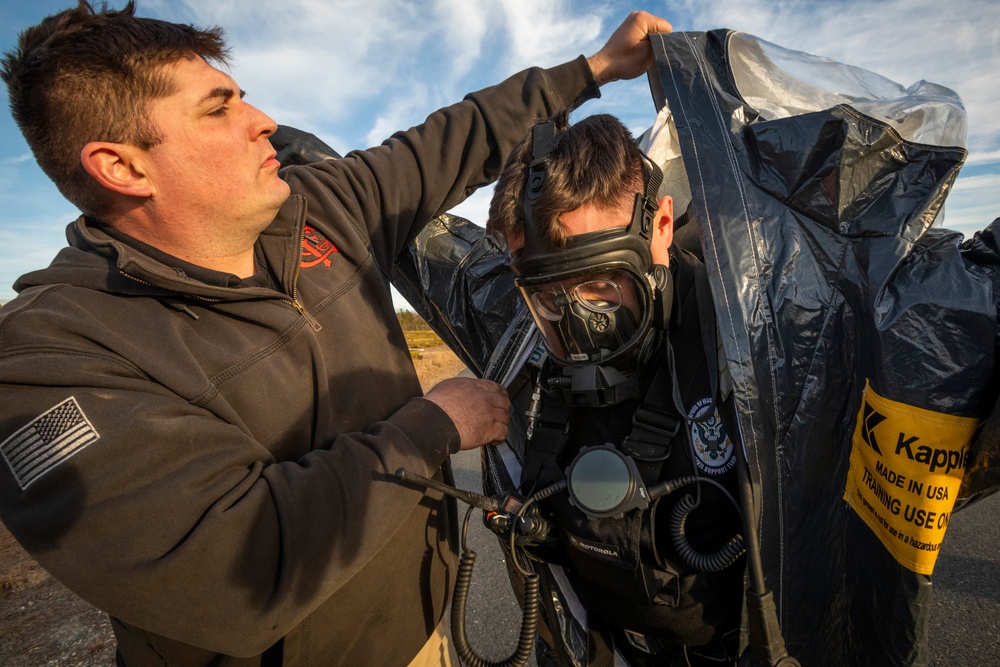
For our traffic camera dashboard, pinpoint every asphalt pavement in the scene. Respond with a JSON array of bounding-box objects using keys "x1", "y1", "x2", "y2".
[{"x1": 448, "y1": 448, "x2": 1000, "y2": 667}]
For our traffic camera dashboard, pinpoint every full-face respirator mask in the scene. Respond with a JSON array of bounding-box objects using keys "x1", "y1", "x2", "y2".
[{"x1": 511, "y1": 121, "x2": 672, "y2": 407}]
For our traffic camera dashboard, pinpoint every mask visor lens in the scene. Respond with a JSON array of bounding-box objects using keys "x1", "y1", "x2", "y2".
[
  {"x1": 521, "y1": 269, "x2": 649, "y2": 364},
  {"x1": 529, "y1": 278, "x2": 623, "y2": 321}
]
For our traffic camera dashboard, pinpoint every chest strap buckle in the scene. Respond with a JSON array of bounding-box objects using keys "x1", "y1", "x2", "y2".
[{"x1": 621, "y1": 405, "x2": 680, "y2": 462}]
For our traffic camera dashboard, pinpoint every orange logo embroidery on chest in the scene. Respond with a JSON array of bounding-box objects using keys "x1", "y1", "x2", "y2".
[{"x1": 301, "y1": 225, "x2": 338, "y2": 268}]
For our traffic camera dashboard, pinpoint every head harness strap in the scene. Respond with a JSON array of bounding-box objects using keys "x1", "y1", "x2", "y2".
[
  {"x1": 633, "y1": 153, "x2": 664, "y2": 239},
  {"x1": 522, "y1": 120, "x2": 556, "y2": 258},
  {"x1": 520, "y1": 120, "x2": 665, "y2": 261}
]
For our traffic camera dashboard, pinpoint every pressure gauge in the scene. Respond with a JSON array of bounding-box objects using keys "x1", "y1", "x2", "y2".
[{"x1": 566, "y1": 445, "x2": 650, "y2": 519}]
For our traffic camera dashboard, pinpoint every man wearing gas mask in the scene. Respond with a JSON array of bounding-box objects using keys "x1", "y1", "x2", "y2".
[{"x1": 484, "y1": 114, "x2": 746, "y2": 667}]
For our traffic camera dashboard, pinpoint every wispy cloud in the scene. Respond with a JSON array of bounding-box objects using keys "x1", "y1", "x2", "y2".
[
  {"x1": 428, "y1": 0, "x2": 495, "y2": 82},
  {"x1": 363, "y1": 84, "x2": 433, "y2": 150},
  {"x1": 3, "y1": 153, "x2": 33, "y2": 166},
  {"x1": 952, "y1": 172, "x2": 1000, "y2": 193},
  {"x1": 0, "y1": 209, "x2": 78, "y2": 297},
  {"x1": 966, "y1": 149, "x2": 1000, "y2": 167},
  {"x1": 940, "y1": 174, "x2": 1000, "y2": 233},
  {"x1": 498, "y1": 0, "x2": 608, "y2": 73}
]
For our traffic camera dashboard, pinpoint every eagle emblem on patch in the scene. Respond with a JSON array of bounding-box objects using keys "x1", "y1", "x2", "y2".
[{"x1": 687, "y1": 397, "x2": 735, "y2": 475}]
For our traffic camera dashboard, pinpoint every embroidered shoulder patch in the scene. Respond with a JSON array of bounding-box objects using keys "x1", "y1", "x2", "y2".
[
  {"x1": 1, "y1": 397, "x2": 99, "y2": 490},
  {"x1": 687, "y1": 397, "x2": 735, "y2": 475}
]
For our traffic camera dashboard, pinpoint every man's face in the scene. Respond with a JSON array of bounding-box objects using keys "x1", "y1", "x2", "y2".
[
  {"x1": 509, "y1": 191, "x2": 673, "y2": 365},
  {"x1": 141, "y1": 56, "x2": 290, "y2": 241},
  {"x1": 513, "y1": 202, "x2": 648, "y2": 363}
]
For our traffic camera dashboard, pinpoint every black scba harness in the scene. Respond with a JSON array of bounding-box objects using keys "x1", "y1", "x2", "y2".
[{"x1": 520, "y1": 249, "x2": 748, "y2": 660}]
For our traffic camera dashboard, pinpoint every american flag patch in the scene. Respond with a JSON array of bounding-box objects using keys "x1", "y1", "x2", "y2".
[{"x1": 1, "y1": 397, "x2": 100, "y2": 490}]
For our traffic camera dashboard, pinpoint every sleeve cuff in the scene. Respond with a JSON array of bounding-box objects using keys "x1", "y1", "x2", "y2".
[
  {"x1": 544, "y1": 54, "x2": 602, "y2": 112},
  {"x1": 385, "y1": 397, "x2": 462, "y2": 469}
]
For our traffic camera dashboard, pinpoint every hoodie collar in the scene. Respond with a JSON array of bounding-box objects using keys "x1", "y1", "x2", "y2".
[{"x1": 14, "y1": 194, "x2": 309, "y2": 301}]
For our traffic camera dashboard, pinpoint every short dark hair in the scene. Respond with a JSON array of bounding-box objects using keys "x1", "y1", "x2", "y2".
[
  {"x1": 486, "y1": 113, "x2": 645, "y2": 250},
  {"x1": 1, "y1": 1, "x2": 229, "y2": 217}
]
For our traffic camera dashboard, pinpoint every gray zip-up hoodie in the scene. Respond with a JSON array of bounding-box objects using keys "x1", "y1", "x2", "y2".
[{"x1": 0, "y1": 57, "x2": 598, "y2": 667}]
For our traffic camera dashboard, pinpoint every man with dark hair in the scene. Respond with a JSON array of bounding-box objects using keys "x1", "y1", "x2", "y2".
[
  {"x1": 0, "y1": 2, "x2": 672, "y2": 665},
  {"x1": 484, "y1": 114, "x2": 745, "y2": 666},
  {"x1": 3, "y1": 4, "x2": 230, "y2": 218}
]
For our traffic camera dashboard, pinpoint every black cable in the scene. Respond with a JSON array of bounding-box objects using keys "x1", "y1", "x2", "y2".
[
  {"x1": 669, "y1": 493, "x2": 746, "y2": 572},
  {"x1": 648, "y1": 474, "x2": 745, "y2": 572},
  {"x1": 736, "y1": 447, "x2": 767, "y2": 596},
  {"x1": 508, "y1": 479, "x2": 566, "y2": 577},
  {"x1": 452, "y1": 505, "x2": 541, "y2": 667},
  {"x1": 648, "y1": 474, "x2": 740, "y2": 513}
]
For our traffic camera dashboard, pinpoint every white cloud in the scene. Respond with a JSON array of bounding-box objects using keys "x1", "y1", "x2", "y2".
[
  {"x1": 966, "y1": 149, "x2": 1000, "y2": 167},
  {"x1": 498, "y1": 0, "x2": 608, "y2": 72},
  {"x1": 939, "y1": 175, "x2": 1000, "y2": 234},
  {"x1": 3, "y1": 153, "x2": 33, "y2": 166},
  {"x1": 940, "y1": 199, "x2": 999, "y2": 237},
  {"x1": 952, "y1": 172, "x2": 1000, "y2": 193},
  {"x1": 364, "y1": 83, "x2": 433, "y2": 149},
  {"x1": 0, "y1": 210, "x2": 77, "y2": 300},
  {"x1": 448, "y1": 187, "x2": 492, "y2": 227},
  {"x1": 428, "y1": 0, "x2": 494, "y2": 81}
]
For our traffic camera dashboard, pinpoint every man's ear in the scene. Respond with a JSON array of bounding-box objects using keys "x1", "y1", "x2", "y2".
[
  {"x1": 80, "y1": 142, "x2": 155, "y2": 199},
  {"x1": 650, "y1": 195, "x2": 674, "y2": 265}
]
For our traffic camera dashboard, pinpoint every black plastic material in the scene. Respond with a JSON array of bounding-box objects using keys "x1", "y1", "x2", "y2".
[{"x1": 648, "y1": 30, "x2": 1000, "y2": 667}]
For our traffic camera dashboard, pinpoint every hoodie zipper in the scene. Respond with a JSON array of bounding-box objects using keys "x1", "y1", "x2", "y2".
[
  {"x1": 288, "y1": 226, "x2": 323, "y2": 332},
  {"x1": 288, "y1": 296, "x2": 322, "y2": 331}
]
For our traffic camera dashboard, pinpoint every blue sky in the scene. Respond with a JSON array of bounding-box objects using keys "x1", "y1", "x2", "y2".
[{"x1": 1, "y1": 0, "x2": 998, "y2": 306}]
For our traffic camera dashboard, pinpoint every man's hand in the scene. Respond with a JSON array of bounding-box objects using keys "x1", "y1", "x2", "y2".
[
  {"x1": 424, "y1": 377, "x2": 511, "y2": 450},
  {"x1": 587, "y1": 11, "x2": 673, "y2": 86}
]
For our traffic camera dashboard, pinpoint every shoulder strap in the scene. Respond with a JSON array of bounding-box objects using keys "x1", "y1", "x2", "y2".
[
  {"x1": 628, "y1": 252, "x2": 721, "y2": 485},
  {"x1": 621, "y1": 352, "x2": 682, "y2": 485}
]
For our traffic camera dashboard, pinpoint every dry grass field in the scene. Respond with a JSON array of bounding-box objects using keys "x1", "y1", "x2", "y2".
[{"x1": 405, "y1": 329, "x2": 469, "y2": 390}]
